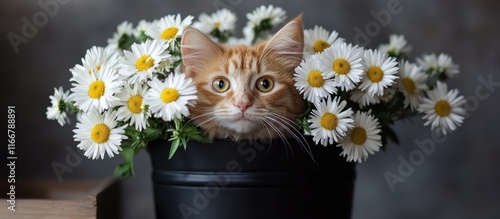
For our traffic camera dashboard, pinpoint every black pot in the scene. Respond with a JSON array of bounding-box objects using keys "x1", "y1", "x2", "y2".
[{"x1": 148, "y1": 136, "x2": 356, "y2": 219}]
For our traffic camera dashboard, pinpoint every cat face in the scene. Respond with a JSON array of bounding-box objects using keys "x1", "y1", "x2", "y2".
[{"x1": 181, "y1": 16, "x2": 305, "y2": 140}]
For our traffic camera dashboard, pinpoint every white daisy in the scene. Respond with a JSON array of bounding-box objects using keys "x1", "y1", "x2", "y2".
[
  {"x1": 147, "y1": 14, "x2": 194, "y2": 48},
  {"x1": 416, "y1": 53, "x2": 437, "y2": 72},
  {"x1": 120, "y1": 39, "x2": 171, "y2": 84},
  {"x1": 378, "y1": 34, "x2": 412, "y2": 56},
  {"x1": 242, "y1": 25, "x2": 258, "y2": 44},
  {"x1": 436, "y1": 53, "x2": 459, "y2": 78},
  {"x1": 417, "y1": 53, "x2": 459, "y2": 78},
  {"x1": 246, "y1": 5, "x2": 286, "y2": 27},
  {"x1": 193, "y1": 8, "x2": 237, "y2": 35},
  {"x1": 82, "y1": 46, "x2": 120, "y2": 75},
  {"x1": 294, "y1": 55, "x2": 337, "y2": 102},
  {"x1": 70, "y1": 64, "x2": 89, "y2": 81},
  {"x1": 134, "y1": 19, "x2": 152, "y2": 39},
  {"x1": 46, "y1": 87, "x2": 72, "y2": 126},
  {"x1": 242, "y1": 24, "x2": 256, "y2": 44},
  {"x1": 243, "y1": 5, "x2": 286, "y2": 42},
  {"x1": 358, "y1": 49, "x2": 399, "y2": 96},
  {"x1": 107, "y1": 21, "x2": 134, "y2": 50},
  {"x1": 71, "y1": 67, "x2": 122, "y2": 112},
  {"x1": 338, "y1": 111, "x2": 382, "y2": 163},
  {"x1": 144, "y1": 73, "x2": 197, "y2": 121},
  {"x1": 304, "y1": 25, "x2": 344, "y2": 56},
  {"x1": 418, "y1": 82, "x2": 466, "y2": 135},
  {"x1": 69, "y1": 46, "x2": 121, "y2": 80},
  {"x1": 318, "y1": 43, "x2": 364, "y2": 91},
  {"x1": 116, "y1": 84, "x2": 150, "y2": 131},
  {"x1": 308, "y1": 96, "x2": 354, "y2": 146},
  {"x1": 349, "y1": 88, "x2": 381, "y2": 107},
  {"x1": 73, "y1": 110, "x2": 127, "y2": 160},
  {"x1": 398, "y1": 61, "x2": 428, "y2": 110}
]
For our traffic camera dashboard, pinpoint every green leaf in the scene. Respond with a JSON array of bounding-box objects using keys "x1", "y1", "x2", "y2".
[
  {"x1": 297, "y1": 116, "x2": 311, "y2": 135},
  {"x1": 180, "y1": 137, "x2": 187, "y2": 150},
  {"x1": 143, "y1": 127, "x2": 162, "y2": 141},
  {"x1": 114, "y1": 147, "x2": 136, "y2": 178},
  {"x1": 130, "y1": 139, "x2": 142, "y2": 150},
  {"x1": 118, "y1": 34, "x2": 135, "y2": 50},
  {"x1": 68, "y1": 101, "x2": 81, "y2": 113},
  {"x1": 210, "y1": 28, "x2": 233, "y2": 43},
  {"x1": 168, "y1": 139, "x2": 180, "y2": 159},
  {"x1": 136, "y1": 31, "x2": 151, "y2": 43},
  {"x1": 114, "y1": 163, "x2": 133, "y2": 178},
  {"x1": 251, "y1": 18, "x2": 273, "y2": 44},
  {"x1": 174, "y1": 118, "x2": 183, "y2": 130},
  {"x1": 163, "y1": 117, "x2": 212, "y2": 159},
  {"x1": 182, "y1": 123, "x2": 212, "y2": 144}
]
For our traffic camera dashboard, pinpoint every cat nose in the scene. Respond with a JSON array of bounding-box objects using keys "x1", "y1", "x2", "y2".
[{"x1": 235, "y1": 101, "x2": 252, "y2": 113}]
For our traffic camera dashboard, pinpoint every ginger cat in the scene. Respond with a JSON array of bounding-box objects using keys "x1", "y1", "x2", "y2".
[{"x1": 181, "y1": 16, "x2": 305, "y2": 142}]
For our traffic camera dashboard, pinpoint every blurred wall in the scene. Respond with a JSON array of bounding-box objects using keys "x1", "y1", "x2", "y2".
[{"x1": 2, "y1": 0, "x2": 500, "y2": 218}]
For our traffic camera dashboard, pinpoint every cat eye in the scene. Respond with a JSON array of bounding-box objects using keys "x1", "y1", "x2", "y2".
[
  {"x1": 212, "y1": 78, "x2": 230, "y2": 93},
  {"x1": 256, "y1": 77, "x2": 274, "y2": 93}
]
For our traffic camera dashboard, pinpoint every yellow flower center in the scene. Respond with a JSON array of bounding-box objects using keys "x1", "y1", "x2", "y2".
[
  {"x1": 161, "y1": 27, "x2": 179, "y2": 40},
  {"x1": 333, "y1": 58, "x2": 351, "y2": 75},
  {"x1": 214, "y1": 22, "x2": 221, "y2": 28},
  {"x1": 434, "y1": 100, "x2": 451, "y2": 117},
  {"x1": 161, "y1": 88, "x2": 180, "y2": 103},
  {"x1": 313, "y1": 40, "x2": 330, "y2": 53},
  {"x1": 88, "y1": 80, "x2": 105, "y2": 99},
  {"x1": 367, "y1": 66, "x2": 384, "y2": 82},
  {"x1": 320, "y1": 113, "x2": 338, "y2": 131},
  {"x1": 307, "y1": 70, "x2": 325, "y2": 87},
  {"x1": 402, "y1": 77, "x2": 416, "y2": 95},
  {"x1": 136, "y1": 55, "x2": 155, "y2": 71},
  {"x1": 351, "y1": 127, "x2": 367, "y2": 145},
  {"x1": 128, "y1": 95, "x2": 143, "y2": 114},
  {"x1": 91, "y1": 123, "x2": 110, "y2": 144}
]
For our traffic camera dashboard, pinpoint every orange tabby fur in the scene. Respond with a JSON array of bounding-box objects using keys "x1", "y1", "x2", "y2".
[{"x1": 181, "y1": 16, "x2": 305, "y2": 141}]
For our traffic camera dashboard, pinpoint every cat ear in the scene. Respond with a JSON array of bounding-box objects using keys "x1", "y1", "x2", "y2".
[
  {"x1": 261, "y1": 15, "x2": 304, "y2": 68},
  {"x1": 181, "y1": 27, "x2": 222, "y2": 77}
]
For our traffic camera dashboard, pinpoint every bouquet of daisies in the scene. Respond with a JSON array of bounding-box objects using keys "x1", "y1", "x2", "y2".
[
  {"x1": 295, "y1": 31, "x2": 465, "y2": 163},
  {"x1": 46, "y1": 5, "x2": 466, "y2": 177},
  {"x1": 46, "y1": 5, "x2": 290, "y2": 177}
]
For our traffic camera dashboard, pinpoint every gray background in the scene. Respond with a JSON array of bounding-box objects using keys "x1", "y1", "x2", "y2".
[{"x1": 2, "y1": 0, "x2": 500, "y2": 218}]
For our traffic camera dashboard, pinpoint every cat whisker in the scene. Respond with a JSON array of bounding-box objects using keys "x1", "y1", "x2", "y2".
[
  {"x1": 267, "y1": 113, "x2": 310, "y2": 147},
  {"x1": 195, "y1": 117, "x2": 219, "y2": 129},
  {"x1": 185, "y1": 111, "x2": 215, "y2": 124},
  {"x1": 255, "y1": 119, "x2": 277, "y2": 154},
  {"x1": 185, "y1": 108, "x2": 229, "y2": 128},
  {"x1": 259, "y1": 117, "x2": 293, "y2": 157},
  {"x1": 267, "y1": 113, "x2": 315, "y2": 162},
  {"x1": 262, "y1": 117, "x2": 296, "y2": 158},
  {"x1": 256, "y1": 120, "x2": 274, "y2": 143}
]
